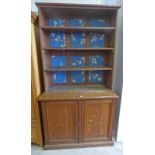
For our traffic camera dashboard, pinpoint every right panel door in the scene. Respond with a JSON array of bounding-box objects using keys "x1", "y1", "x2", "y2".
[{"x1": 83, "y1": 99, "x2": 115, "y2": 142}]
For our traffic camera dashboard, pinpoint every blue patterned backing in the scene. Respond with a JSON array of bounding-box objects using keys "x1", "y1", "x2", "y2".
[
  {"x1": 71, "y1": 71, "x2": 85, "y2": 83},
  {"x1": 90, "y1": 19, "x2": 105, "y2": 27},
  {"x1": 51, "y1": 56, "x2": 67, "y2": 68},
  {"x1": 70, "y1": 32, "x2": 85, "y2": 48},
  {"x1": 89, "y1": 71, "x2": 103, "y2": 83},
  {"x1": 48, "y1": 19, "x2": 65, "y2": 26},
  {"x1": 53, "y1": 71, "x2": 67, "y2": 83},
  {"x1": 50, "y1": 32, "x2": 66, "y2": 48},
  {"x1": 89, "y1": 55, "x2": 104, "y2": 67},
  {"x1": 90, "y1": 32, "x2": 105, "y2": 48},
  {"x1": 70, "y1": 18, "x2": 86, "y2": 27},
  {"x1": 71, "y1": 56, "x2": 85, "y2": 67}
]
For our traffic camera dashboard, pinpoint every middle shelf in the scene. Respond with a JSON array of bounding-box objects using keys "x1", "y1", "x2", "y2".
[
  {"x1": 41, "y1": 26, "x2": 116, "y2": 33},
  {"x1": 43, "y1": 47, "x2": 114, "y2": 51},
  {"x1": 41, "y1": 30, "x2": 115, "y2": 49},
  {"x1": 44, "y1": 66, "x2": 112, "y2": 72}
]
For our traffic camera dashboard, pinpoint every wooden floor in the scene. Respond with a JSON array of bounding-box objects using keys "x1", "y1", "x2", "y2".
[{"x1": 31, "y1": 142, "x2": 123, "y2": 155}]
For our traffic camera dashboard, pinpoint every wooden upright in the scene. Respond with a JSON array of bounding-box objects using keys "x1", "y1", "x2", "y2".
[{"x1": 31, "y1": 11, "x2": 43, "y2": 146}]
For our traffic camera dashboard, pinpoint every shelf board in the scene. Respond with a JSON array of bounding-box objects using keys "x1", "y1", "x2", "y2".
[
  {"x1": 41, "y1": 26, "x2": 116, "y2": 33},
  {"x1": 43, "y1": 47, "x2": 114, "y2": 51},
  {"x1": 39, "y1": 85, "x2": 118, "y2": 101},
  {"x1": 44, "y1": 66, "x2": 112, "y2": 71}
]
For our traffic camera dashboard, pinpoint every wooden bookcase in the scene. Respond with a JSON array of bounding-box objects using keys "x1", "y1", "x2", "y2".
[{"x1": 36, "y1": 3, "x2": 120, "y2": 149}]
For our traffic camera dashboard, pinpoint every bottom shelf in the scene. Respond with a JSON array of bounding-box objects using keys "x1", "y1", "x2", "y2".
[
  {"x1": 44, "y1": 70, "x2": 112, "y2": 89},
  {"x1": 47, "y1": 85, "x2": 107, "y2": 92}
]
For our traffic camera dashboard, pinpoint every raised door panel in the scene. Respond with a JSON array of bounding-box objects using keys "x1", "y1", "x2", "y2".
[
  {"x1": 83, "y1": 99, "x2": 113, "y2": 142},
  {"x1": 42, "y1": 101, "x2": 78, "y2": 145}
]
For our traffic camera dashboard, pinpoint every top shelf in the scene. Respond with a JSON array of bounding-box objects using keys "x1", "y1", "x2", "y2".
[{"x1": 41, "y1": 26, "x2": 116, "y2": 33}]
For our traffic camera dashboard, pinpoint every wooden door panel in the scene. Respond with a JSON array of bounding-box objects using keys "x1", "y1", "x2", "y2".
[
  {"x1": 83, "y1": 99, "x2": 112, "y2": 142},
  {"x1": 42, "y1": 101, "x2": 78, "y2": 145}
]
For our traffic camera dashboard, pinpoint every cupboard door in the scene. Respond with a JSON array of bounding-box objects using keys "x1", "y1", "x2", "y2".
[
  {"x1": 83, "y1": 99, "x2": 115, "y2": 142},
  {"x1": 42, "y1": 101, "x2": 78, "y2": 145}
]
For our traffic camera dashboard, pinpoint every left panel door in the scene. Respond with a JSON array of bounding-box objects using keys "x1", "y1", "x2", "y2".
[{"x1": 42, "y1": 100, "x2": 79, "y2": 145}]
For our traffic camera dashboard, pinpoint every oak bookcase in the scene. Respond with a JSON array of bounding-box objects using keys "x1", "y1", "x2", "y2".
[{"x1": 36, "y1": 3, "x2": 120, "y2": 149}]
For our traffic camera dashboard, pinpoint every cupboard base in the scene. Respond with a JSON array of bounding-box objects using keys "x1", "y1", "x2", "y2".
[
  {"x1": 44, "y1": 141, "x2": 114, "y2": 150},
  {"x1": 39, "y1": 88, "x2": 118, "y2": 150}
]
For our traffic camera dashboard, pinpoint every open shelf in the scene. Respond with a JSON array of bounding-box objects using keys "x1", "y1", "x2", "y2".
[
  {"x1": 43, "y1": 47, "x2": 114, "y2": 51},
  {"x1": 47, "y1": 85, "x2": 107, "y2": 92},
  {"x1": 41, "y1": 30, "x2": 115, "y2": 50},
  {"x1": 41, "y1": 26, "x2": 116, "y2": 33},
  {"x1": 38, "y1": 3, "x2": 117, "y2": 90},
  {"x1": 44, "y1": 66, "x2": 112, "y2": 71}
]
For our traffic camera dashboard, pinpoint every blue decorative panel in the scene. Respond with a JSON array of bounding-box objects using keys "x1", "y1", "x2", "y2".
[
  {"x1": 51, "y1": 56, "x2": 67, "y2": 68},
  {"x1": 48, "y1": 19, "x2": 65, "y2": 27},
  {"x1": 89, "y1": 71, "x2": 103, "y2": 83},
  {"x1": 89, "y1": 55, "x2": 104, "y2": 67},
  {"x1": 70, "y1": 18, "x2": 86, "y2": 27},
  {"x1": 70, "y1": 32, "x2": 85, "y2": 48},
  {"x1": 53, "y1": 71, "x2": 67, "y2": 83},
  {"x1": 71, "y1": 71, "x2": 85, "y2": 83},
  {"x1": 50, "y1": 32, "x2": 66, "y2": 48},
  {"x1": 90, "y1": 19, "x2": 105, "y2": 27},
  {"x1": 90, "y1": 32, "x2": 105, "y2": 48},
  {"x1": 71, "y1": 56, "x2": 85, "y2": 67}
]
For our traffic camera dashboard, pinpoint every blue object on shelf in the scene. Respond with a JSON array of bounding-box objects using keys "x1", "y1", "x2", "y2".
[
  {"x1": 90, "y1": 19, "x2": 105, "y2": 27},
  {"x1": 70, "y1": 18, "x2": 86, "y2": 27},
  {"x1": 71, "y1": 71, "x2": 85, "y2": 83},
  {"x1": 53, "y1": 71, "x2": 67, "y2": 83},
  {"x1": 48, "y1": 19, "x2": 65, "y2": 26},
  {"x1": 90, "y1": 32, "x2": 105, "y2": 48},
  {"x1": 71, "y1": 56, "x2": 85, "y2": 67},
  {"x1": 50, "y1": 32, "x2": 66, "y2": 48},
  {"x1": 70, "y1": 32, "x2": 85, "y2": 48},
  {"x1": 51, "y1": 56, "x2": 67, "y2": 68},
  {"x1": 89, "y1": 55, "x2": 104, "y2": 67},
  {"x1": 89, "y1": 71, "x2": 103, "y2": 83}
]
